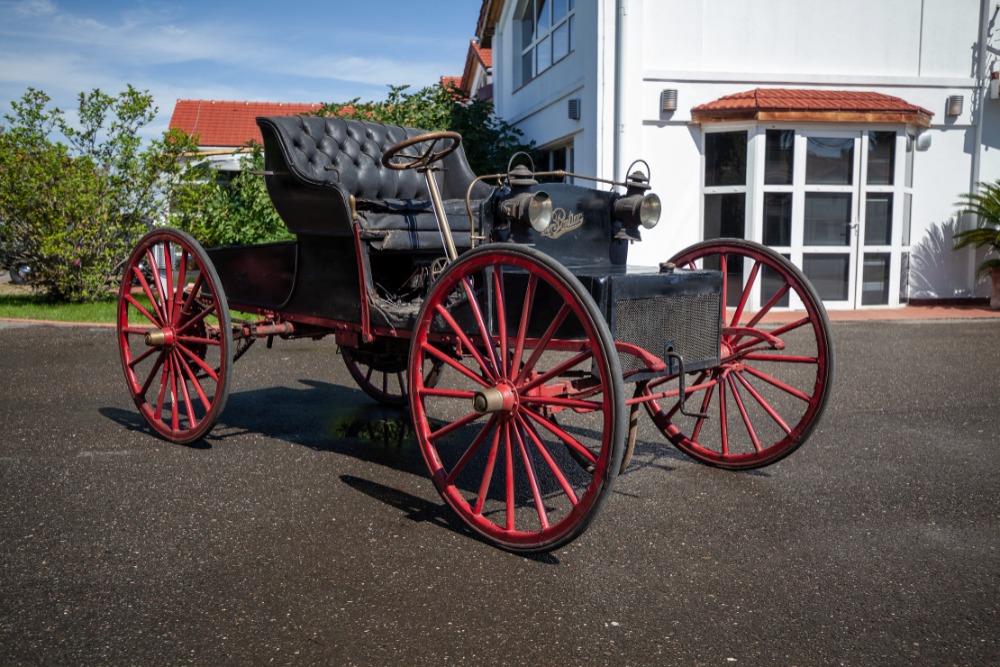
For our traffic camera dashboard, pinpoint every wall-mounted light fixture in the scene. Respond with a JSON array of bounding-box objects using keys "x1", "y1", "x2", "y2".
[
  {"x1": 946, "y1": 95, "x2": 964, "y2": 117},
  {"x1": 660, "y1": 89, "x2": 678, "y2": 113},
  {"x1": 568, "y1": 98, "x2": 581, "y2": 120}
]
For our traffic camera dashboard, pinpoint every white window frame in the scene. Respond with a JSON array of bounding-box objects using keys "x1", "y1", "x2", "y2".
[{"x1": 515, "y1": 0, "x2": 575, "y2": 88}]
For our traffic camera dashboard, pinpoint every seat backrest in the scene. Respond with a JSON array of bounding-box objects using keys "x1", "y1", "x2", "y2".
[{"x1": 258, "y1": 115, "x2": 485, "y2": 236}]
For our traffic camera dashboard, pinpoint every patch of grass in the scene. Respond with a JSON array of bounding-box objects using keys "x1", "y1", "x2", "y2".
[{"x1": 0, "y1": 293, "x2": 120, "y2": 323}]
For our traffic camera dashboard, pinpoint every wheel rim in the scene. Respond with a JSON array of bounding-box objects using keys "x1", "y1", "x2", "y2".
[
  {"x1": 409, "y1": 246, "x2": 624, "y2": 552},
  {"x1": 642, "y1": 240, "x2": 834, "y2": 469},
  {"x1": 342, "y1": 344, "x2": 409, "y2": 406},
  {"x1": 116, "y1": 229, "x2": 232, "y2": 444}
]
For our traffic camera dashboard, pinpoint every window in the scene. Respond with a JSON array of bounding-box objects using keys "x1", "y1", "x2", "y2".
[
  {"x1": 703, "y1": 131, "x2": 747, "y2": 241},
  {"x1": 517, "y1": 0, "x2": 575, "y2": 86},
  {"x1": 539, "y1": 141, "x2": 574, "y2": 182}
]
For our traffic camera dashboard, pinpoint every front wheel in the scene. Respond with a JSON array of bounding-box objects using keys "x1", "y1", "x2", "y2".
[
  {"x1": 409, "y1": 244, "x2": 626, "y2": 552},
  {"x1": 641, "y1": 239, "x2": 834, "y2": 469},
  {"x1": 116, "y1": 228, "x2": 233, "y2": 444}
]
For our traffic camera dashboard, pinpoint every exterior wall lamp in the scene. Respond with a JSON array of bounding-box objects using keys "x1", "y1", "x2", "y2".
[
  {"x1": 946, "y1": 95, "x2": 964, "y2": 117},
  {"x1": 660, "y1": 89, "x2": 678, "y2": 113}
]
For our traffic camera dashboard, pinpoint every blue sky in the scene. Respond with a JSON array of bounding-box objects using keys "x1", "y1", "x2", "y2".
[{"x1": 0, "y1": 0, "x2": 481, "y2": 139}]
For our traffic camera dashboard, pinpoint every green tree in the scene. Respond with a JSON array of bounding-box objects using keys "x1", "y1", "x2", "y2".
[
  {"x1": 168, "y1": 142, "x2": 291, "y2": 248},
  {"x1": 318, "y1": 82, "x2": 534, "y2": 176},
  {"x1": 0, "y1": 87, "x2": 198, "y2": 302}
]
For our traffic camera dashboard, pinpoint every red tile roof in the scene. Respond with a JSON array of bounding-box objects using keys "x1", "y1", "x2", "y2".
[
  {"x1": 440, "y1": 76, "x2": 462, "y2": 89},
  {"x1": 169, "y1": 100, "x2": 324, "y2": 148},
  {"x1": 692, "y1": 88, "x2": 933, "y2": 126},
  {"x1": 472, "y1": 41, "x2": 492, "y2": 68}
]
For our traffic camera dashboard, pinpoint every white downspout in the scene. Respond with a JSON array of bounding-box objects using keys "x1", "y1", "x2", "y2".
[
  {"x1": 970, "y1": 0, "x2": 991, "y2": 195},
  {"x1": 613, "y1": 0, "x2": 626, "y2": 183}
]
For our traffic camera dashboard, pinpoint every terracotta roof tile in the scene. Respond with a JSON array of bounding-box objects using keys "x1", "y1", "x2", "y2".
[
  {"x1": 692, "y1": 88, "x2": 933, "y2": 124},
  {"x1": 169, "y1": 100, "x2": 325, "y2": 148},
  {"x1": 440, "y1": 76, "x2": 462, "y2": 89},
  {"x1": 471, "y1": 41, "x2": 492, "y2": 68}
]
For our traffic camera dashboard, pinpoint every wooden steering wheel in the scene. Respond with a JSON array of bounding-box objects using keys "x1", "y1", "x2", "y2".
[{"x1": 381, "y1": 131, "x2": 462, "y2": 171}]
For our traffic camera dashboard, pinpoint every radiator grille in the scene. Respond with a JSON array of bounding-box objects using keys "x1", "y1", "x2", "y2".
[{"x1": 613, "y1": 292, "x2": 721, "y2": 375}]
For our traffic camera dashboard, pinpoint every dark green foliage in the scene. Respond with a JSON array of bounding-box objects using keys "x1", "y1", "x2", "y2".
[
  {"x1": 0, "y1": 87, "x2": 198, "y2": 302},
  {"x1": 954, "y1": 180, "x2": 1000, "y2": 277},
  {"x1": 168, "y1": 142, "x2": 291, "y2": 248},
  {"x1": 318, "y1": 82, "x2": 535, "y2": 176}
]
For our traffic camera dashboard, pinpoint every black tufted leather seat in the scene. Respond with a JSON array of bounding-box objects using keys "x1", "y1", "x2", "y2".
[{"x1": 258, "y1": 115, "x2": 492, "y2": 251}]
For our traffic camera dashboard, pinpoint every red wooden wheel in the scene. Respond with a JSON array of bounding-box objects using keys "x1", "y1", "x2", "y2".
[
  {"x1": 341, "y1": 342, "x2": 409, "y2": 406},
  {"x1": 641, "y1": 239, "x2": 834, "y2": 469},
  {"x1": 116, "y1": 229, "x2": 233, "y2": 444},
  {"x1": 409, "y1": 245, "x2": 626, "y2": 552}
]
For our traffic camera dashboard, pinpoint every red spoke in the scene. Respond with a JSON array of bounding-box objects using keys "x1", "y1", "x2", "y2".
[
  {"x1": 745, "y1": 283, "x2": 791, "y2": 329},
  {"x1": 153, "y1": 355, "x2": 170, "y2": 421},
  {"x1": 127, "y1": 345, "x2": 158, "y2": 370},
  {"x1": 173, "y1": 350, "x2": 198, "y2": 429},
  {"x1": 731, "y1": 260, "x2": 760, "y2": 326},
  {"x1": 517, "y1": 414, "x2": 578, "y2": 505},
  {"x1": 124, "y1": 294, "x2": 161, "y2": 328},
  {"x1": 504, "y1": 422, "x2": 515, "y2": 532},
  {"x1": 512, "y1": 422, "x2": 549, "y2": 530},
  {"x1": 122, "y1": 325, "x2": 155, "y2": 335},
  {"x1": 446, "y1": 415, "x2": 499, "y2": 485},
  {"x1": 519, "y1": 395, "x2": 604, "y2": 411},
  {"x1": 523, "y1": 409, "x2": 598, "y2": 466},
  {"x1": 168, "y1": 354, "x2": 179, "y2": 433},
  {"x1": 144, "y1": 248, "x2": 170, "y2": 323},
  {"x1": 518, "y1": 349, "x2": 594, "y2": 395},
  {"x1": 171, "y1": 249, "x2": 188, "y2": 326},
  {"x1": 428, "y1": 410, "x2": 482, "y2": 443},
  {"x1": 421, "y1": 343, "x2": 491, "y2": 388},
  {"x1": 732, "y1": 370, "x2": 792, "y2": 434},
  {"x1": 461, "y1": 277, "x2": 502, "y2": 377},
  {"x1": 727, "y1": 374, "x2": 762, "y2": 452},
  {"x1": 510, "y1": 274, "x2": 537, "y2": 377},
  {"x1": 131, "y1": 265, "x2": 164, "y2": 326},
  {"x1": 719, "y1": 253, "x2": 728, "y2": 325},
  {"x1": 396, "y1": 372, "x2": 406, "y2": 395},
  {"x1": 743, "y1": 353, "x2": 817, "y2": 364},
  {"x1": 515, "y1": 303, "x2": 571, "y2": 385},
  {"x1": 176, "y1": 335, "x2": 219, "y2": 347},
  {"x1": 138, "y1": 350, "x2": 166, "y2": 398},
  {"x1": 177, "y1": 272, "x2": 206, "y2": 323},
  {"x1": 741, "y1": 363, "x2": 811, "y2": 403},
  {"x1": 176, "y1": 348, "x2": 213, "y2": 412},
  {"x1": 493, "y1": 267, "x2": 509, "y2": 376},
  {"x1": 433, "y1": 304, "x2": 496, "y2": 381},
  {"x1": 162, "y1": 242, "x2": 175, "y2": 324},
  {"x1": 690, "y1": 378, "x2": 718, "y2": 442},
  {"x1": 418, "y1": 387, "x2": 477, "y2": 400},
  {"x1": 769, "y1": 316, "x2": 811, "y2": 338},
  {"x1": 175, "y1": 343, "x2": 219, "y2": 382},
  {"x1": 175, "y1": 301, "x2": 217, "y2": 336},
  {"x1": 717, "y1": 372, "x2": 729, "y2": 455},
  {"x1": 473, "y1": 424, "x2": 503, "y2": 516}
]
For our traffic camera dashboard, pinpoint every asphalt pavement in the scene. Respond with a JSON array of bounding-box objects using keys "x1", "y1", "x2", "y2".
[{"x1": 0, "y1": 319, "x2": 997, "y2": 666}]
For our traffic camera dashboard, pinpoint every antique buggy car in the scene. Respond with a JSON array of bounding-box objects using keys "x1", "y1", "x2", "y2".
[{"x1": 116, "y1": 116, "x2": 834, "y2": 553}]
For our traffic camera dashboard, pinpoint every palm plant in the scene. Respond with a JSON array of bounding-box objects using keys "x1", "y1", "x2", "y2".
[{"x1": 954, "y1": 180, "x2": 1000, "y2": 278}]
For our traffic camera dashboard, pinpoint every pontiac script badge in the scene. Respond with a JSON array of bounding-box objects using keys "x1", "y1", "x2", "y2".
[{"x1": 541, "y1": 208, "x2": 584, "y2": 239}]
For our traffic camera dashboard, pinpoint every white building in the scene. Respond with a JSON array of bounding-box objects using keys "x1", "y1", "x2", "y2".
[{"x1": 485, "y1": 0, "x2": 1000, "y2": 309}]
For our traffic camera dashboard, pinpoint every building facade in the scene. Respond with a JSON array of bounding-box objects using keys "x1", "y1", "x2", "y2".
[{"x1": 488, "y1": 0, "x2": 999, "y2": 309}]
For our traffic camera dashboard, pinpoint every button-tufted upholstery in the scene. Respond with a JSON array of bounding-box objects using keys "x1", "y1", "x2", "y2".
[{"x1": 257, "y1": 115, "x2": 492, "y2": 249}]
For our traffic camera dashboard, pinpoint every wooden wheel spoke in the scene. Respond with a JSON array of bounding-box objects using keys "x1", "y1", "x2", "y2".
[
  {"x1": 473, "y1": 424, "x2": 503, "y2": 516},
  {"x1": 421, "y1": 342, "x2": 491, "y2": 388},
  {"x1": 523, "y1": 409, "x2": 597, "y2": 466},
  {"x1": 511, "y1": 422, "x2": 550, "y2": 530},
  {"x1": 516, "y1": 414, "x2": 579, "y2": 506},
  {"x1": 418, "y1": 387, "x2": 476, "y2": 400},
  {"x1": 510, "y1": 274, "x2": 537, "y2": 376},
  {"x1": 461, "y1": 277, "x2": 502, "y2": 377},
  {"x1": 731, "y1": 260, "x2": 760, "y2": 326},
  {"x1": 128, "y1": 345, "x2": 158, "y2": 370},
  {"x1": 727, "y1": 374, "x2": 762, "y2": 452},
  {"x1": 717, "y1": 373, "x2": 729, "y2": 455},
  {"x1": 446, "y1": 415, "x2": 499, "y2": 485},
  {"x1": 745, "y1": 283, "x2": 791, "y2": 329},
  {"x1": 175, "y1": 300, "x2": 217, "y2": 337},
  {"x1": 743, "y1": 352, "x2": 817, "y2": 364},
  {"x1": 428, "y1": 410, "x2": 482, "y2": 443},
  {"x1": 740, "y1": 363, "x2": 811, "y2": 403},
  {"x1": 162, "y1": 242, "x2": 175, "y2": 324},
  {"x1": 171, "y1": 250, "x2": 188, "y2": 326},
  {"x1": 124, "y1": 293, "x2": 161, "y2": 328},
  {"x1": 144, "y1": 248, "x2": 170, "y2": 323},
  {"x1": 732, "y1": 370, "x2": 792, "y2": 435},
  {"x1": 433, "y1": 304, "x2": 496, "y2": 380},
  {"x1": 493, "y1": 266, "x2": 509, "y2": 376},
  {"x1": 175, "y1": 343, "x2": 219, "y2": 382},
  {"x1": 515, "y1": 303, "x2": 571, "y2": 385},
  {"x1": 518, "y1": 349, "x2": 594, "y2": 395},
  {"x1": 138, "y1": 350, "x2": 166, "y2": 399},
  {"x1": 172, "y1": 350, "x2": 198, "y2": 429},
  {"x1": 177, "y1": 272, "x2": 205, "y2": 323},
  {"x1": 689, "y1": 378, "x2": 717, "y2": 442}
]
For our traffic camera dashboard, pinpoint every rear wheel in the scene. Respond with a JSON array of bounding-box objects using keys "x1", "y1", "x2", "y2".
[
  {"x1": 342, "y1": 341, "x2": 409, "y2": 406},
  {"x1": 641, "y1": 239, "x2": 834, "y2": 469},
  {"x1": 409, "y1": 244, "x2": 626, "y2": 552},
  {"x1": 116, "y1": 228, "x2": 232, "y2": 444}
]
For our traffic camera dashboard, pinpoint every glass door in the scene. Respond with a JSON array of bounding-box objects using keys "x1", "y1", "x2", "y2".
[{"x1": 796, "y1": 130, "x2": 861, "y2": 310}]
